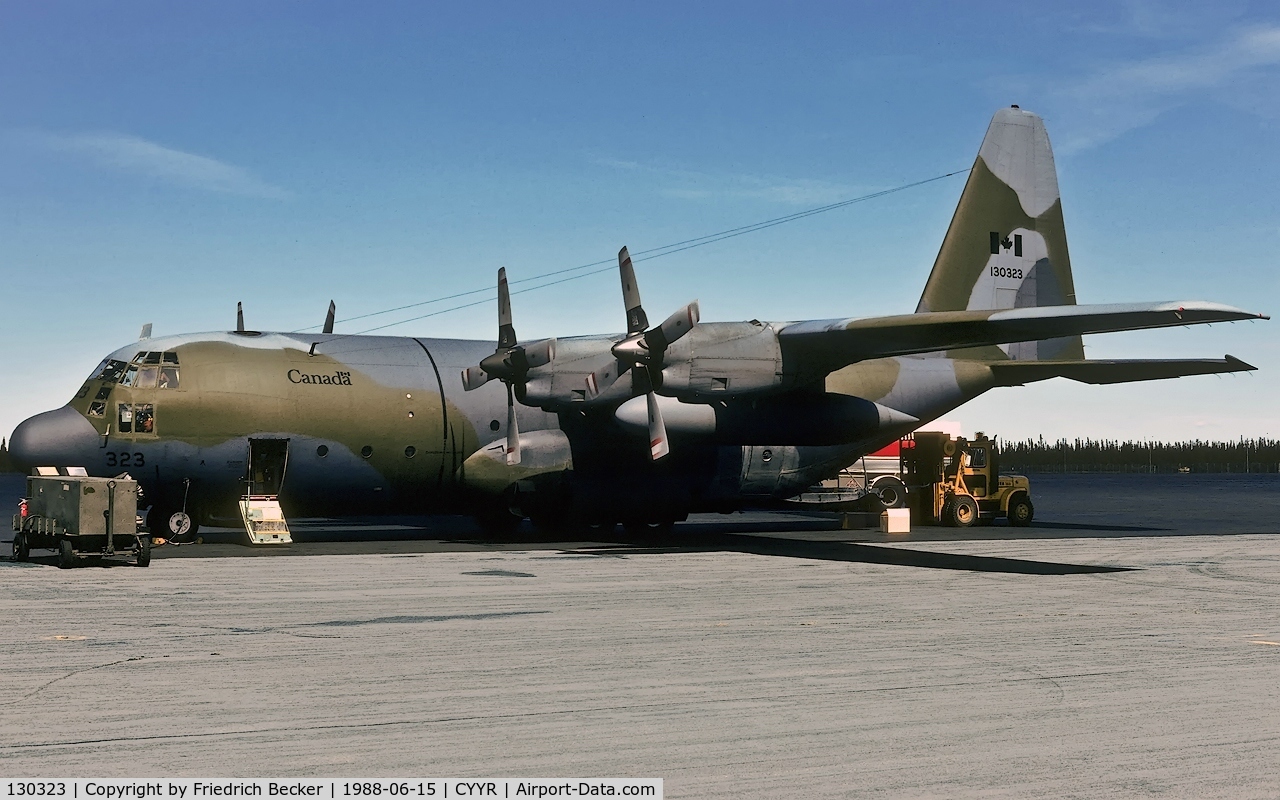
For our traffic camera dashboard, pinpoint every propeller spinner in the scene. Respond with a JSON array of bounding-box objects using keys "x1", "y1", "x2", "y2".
[
  {"x1": 585, "y1": 247, "x2": 699, "y2": 460},
  {"x1": 461, "y1": 268, "x2": 555, "y2": 465}
]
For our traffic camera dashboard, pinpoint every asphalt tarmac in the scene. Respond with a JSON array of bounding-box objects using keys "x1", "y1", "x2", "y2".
[{"x1": 2, "y1": 474, "x2": 1279, "y2": 797}]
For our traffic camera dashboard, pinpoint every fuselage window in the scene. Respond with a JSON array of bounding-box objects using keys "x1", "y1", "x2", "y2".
[{"x1": 159, "y1": 366, "x2": 179, "y2": 389}]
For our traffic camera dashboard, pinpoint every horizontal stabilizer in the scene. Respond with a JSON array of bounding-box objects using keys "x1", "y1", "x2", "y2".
[
  {"x1": 991, "y1": 355, "x2": 1256, "y2": 386},
  {"x1": 780, "y1": 301, "x2": 1267, "y2": 379}
]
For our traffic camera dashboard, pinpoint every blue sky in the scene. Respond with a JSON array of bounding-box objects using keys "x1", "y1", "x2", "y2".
[{"x1": 2, "y1": 1, "x2": 1277, "y2": 441}]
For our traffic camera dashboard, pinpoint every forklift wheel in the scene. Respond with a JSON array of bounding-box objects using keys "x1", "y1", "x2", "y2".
[
  {"x1": 948, "y1": 495, "x2": 978, "y2": 528},
  {"x1": 57, "y1": 539, "x2": 76, "y2": 570},
  {"x1": 1008, "y1": 495, "x2": 1035, "y2": 527},
  {"x1": 12, "y1": 533, "x2": 29, "y2": 562},
  {"x1": 135, "y1": 536, "x2": 152, "y2": 568}
]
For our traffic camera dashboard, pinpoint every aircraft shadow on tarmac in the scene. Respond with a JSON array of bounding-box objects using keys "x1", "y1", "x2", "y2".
[
  {"x1": 2, "y1": 518, "x2": 1136, "y2": 574},
  {"x1": 595, "y1": 533, "x2": 1134, "y2": 576}
]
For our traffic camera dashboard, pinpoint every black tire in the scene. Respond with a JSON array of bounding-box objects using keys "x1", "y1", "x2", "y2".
[
  {"x1": 871, "y1": 476, "x2": 908, "y2": 509},
  {"x1": 12, "y1": 533, "x2": 29, "y2": 562},
  {"x1": 57, "y1": 538, "x2": 76, "y2": 569},
  {"x1": 948, "y1": 495, "x2": 978, "y2": 528},
  {"x1": 135, "y1": 536, "x2": 152, "y2": 567},
  {"x1": 148, "y1": 505, "x2": 198, "y2": 538},
  {"x1": 473, "y1": 506, "x2": 522, "y2": 535},
  {"x1": 1007, "y1": 495, "x2": 1035, "y2": 527},
  {"x1": 622, "y1": 520, "x2": 675, "y2": 538}
]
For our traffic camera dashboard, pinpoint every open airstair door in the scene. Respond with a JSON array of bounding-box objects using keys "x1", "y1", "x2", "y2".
[{"x1": 240, "y1": 438, "x2": 292, "y2": 545}]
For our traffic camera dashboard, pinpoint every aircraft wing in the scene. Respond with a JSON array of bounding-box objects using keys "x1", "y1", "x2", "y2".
[
  {"x1": 989, "y1": 355, "x2": 1257, "y2": 386},
  {"x1": 778, "y1": 301, "x2": 1268, "y2": 379}
]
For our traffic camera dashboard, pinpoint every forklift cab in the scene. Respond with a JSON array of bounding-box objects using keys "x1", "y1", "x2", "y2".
[{"x1": 962, "y1": 434, "x2": 997, "y2": 497}]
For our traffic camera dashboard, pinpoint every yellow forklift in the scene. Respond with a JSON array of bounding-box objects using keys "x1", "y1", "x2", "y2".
[{"x1": 900, "y1": 432, "x2": 1034, "y2": 527}]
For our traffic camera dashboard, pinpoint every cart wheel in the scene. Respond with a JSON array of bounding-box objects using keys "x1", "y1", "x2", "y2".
[
  {"x1": 871, "y1": 476, "x2": 908, "y2": 509},
  {"x1": 57, "y1": 539, "x2": 76, "y2": 569},
  {"x1": 12, "y1": 532, "x2": 29, "y2": 562},
  {"x1": 135, "y1": 536, "x2": 152, "y2": 567}
]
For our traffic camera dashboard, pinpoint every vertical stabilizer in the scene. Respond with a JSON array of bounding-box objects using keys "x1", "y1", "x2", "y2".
[{"x1": 917, "y1": 107, "x2": 1083, "y2": 361}]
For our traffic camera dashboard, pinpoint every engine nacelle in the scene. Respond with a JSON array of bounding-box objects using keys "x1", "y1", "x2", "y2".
[
  {"x1": 615, "y1": 393, "x2": 917, "y2": 445},
  {"x1": 658, "y1": 321, "x2": 785, "y2": 401},
  {"x1": 519, "y1": 335, "x2": 620, "y2": 410},
  {"x1": 519, "y1": 322, "x2": 790, "y2": 411}
]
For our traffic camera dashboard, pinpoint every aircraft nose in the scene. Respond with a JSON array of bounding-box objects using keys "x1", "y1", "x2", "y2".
[{"x1": 9, "y1": 406, "x2": 101, "y2": 474}]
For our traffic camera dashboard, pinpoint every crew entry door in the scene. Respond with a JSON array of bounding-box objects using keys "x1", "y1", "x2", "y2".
[{"x1": 241, "y1": 438, "x2": 292, "y2": 545}]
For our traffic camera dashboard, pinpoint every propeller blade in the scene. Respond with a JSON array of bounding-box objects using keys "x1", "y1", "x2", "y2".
[
  {"x1": 461, "y1": 366, "x2": 492, "y2": 391},
  {"x1": 646, "y1": 391, "x2": 670, "y2": 461},
  {"x1": 322, "y1": 300, "x2": 336, "y2": 334},
  {"x1": 586, "y1": 360, "x2": 629, "y2": 399},
  {"x1": 524, "y1": 338, "x2": 556, "y2": 368},
  {"x1": 497, "y1": 267, "x2": 517, "y2": 349},
  {"x1": 236, "y1": 302, "x2": 245, "y2": 333},
  {"x1": 505, "y1": 384, "x2": 521, "y2": 466},
  {"x1": 647, "y1": 300, "x2": 700, "y2": 351},
  {"x1": 619, "y1": 247, "x2": 649, "y2": 334}
]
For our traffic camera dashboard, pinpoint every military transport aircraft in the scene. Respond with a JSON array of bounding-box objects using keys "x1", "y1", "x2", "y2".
[{"x1": 8, "y1": 107, "x2": 1268, "y2": 537}]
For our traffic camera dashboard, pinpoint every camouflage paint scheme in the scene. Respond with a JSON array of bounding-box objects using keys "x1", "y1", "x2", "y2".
[{"x1": 10, "y1": 108, "x2": 1266, "y2": 528}]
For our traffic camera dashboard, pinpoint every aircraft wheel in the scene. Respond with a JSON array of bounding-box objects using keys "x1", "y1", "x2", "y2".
[
  {"x1": 948, "y1": 495, "x2": 978, "y2": 528},
  {"x1": 622, "y1": 520, "x2": 675, "y2": 540},
  {"x1": 148, "y1": 505, "x2": 198, "y2": 539},
  {"x1": 57, "y1": 539, "x2": 77, "y2": 569},
  {"x1": 12, "y1": 532, "x2": 29, "y2": 562},
  {"x1": 1007, "y1": 495, "x2": 1035, "y2": 527},
  {"x1": 871, "y1": 476, "x2": 908, "y2": 509},
  {"x1": 473, "y1": 507, "x2": 522, "y2": 535},
  {"x1": 135, "y1": 536, "x2": 152, "y2": 568}
]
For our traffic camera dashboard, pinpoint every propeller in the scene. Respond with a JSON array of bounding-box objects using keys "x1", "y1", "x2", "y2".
[
  {"x1": 460, "y1": 268, "x2": 555, "y2": 465},
  {"x1": 585, "y1": 247, "x2": 699, "y2": 460}
]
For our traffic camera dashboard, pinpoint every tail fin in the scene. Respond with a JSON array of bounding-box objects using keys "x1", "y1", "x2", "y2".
[{"x1": 916, "y1": 106, "x2": 1083, "y2": 361}]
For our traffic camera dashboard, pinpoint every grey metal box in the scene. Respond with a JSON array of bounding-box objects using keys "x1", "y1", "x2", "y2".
[{"x1": 26, "y1": 476, "x2": 139, "y2": 536}]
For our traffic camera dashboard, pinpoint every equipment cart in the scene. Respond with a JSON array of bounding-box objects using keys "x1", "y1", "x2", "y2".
[{"x1": 12, "y1": 473, "x2": 151, "y2": 568}]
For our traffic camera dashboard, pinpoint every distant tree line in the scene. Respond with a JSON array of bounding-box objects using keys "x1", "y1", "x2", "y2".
[
  {"x1": 0, "y1": 439, "x2": 12, "y2": 474},
  {"x1": 1000, "y1": 437, "x2": 1280, "y2": 473}
]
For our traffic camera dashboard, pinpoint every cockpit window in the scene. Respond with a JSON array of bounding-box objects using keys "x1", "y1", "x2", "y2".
[
  {"x1": 120, "y1": 364, "x2": 139, "y2": 387},
  {"x1": 134, "y1": 403, "x2": 155, "y2": 433},
  {"x1": 159, "y1": 366, "x2": 179, "y2": 389},
  {"x1": 88, "y1": 401, "x2": 106, "y2": 417},
  {"x1": 116, "y1": 403, "x2": 156, "y2": 434},
  {"x1": 95, "y1": 386, "x2": 112, "y2": 401},
  {"x1": 163, "y1": 352, "x2": 179, "y2": 365},
  {"x1": 135, "y1": 366, "x2": 159, "y2": 389},
  {"x1": 93, "y1": 359, "x2": 128, "y2": 383}
]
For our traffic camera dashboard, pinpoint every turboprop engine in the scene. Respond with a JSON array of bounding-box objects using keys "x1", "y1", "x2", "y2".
[{"x1": 613, "y1": 393, "x2": 918, "y2": 445}]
